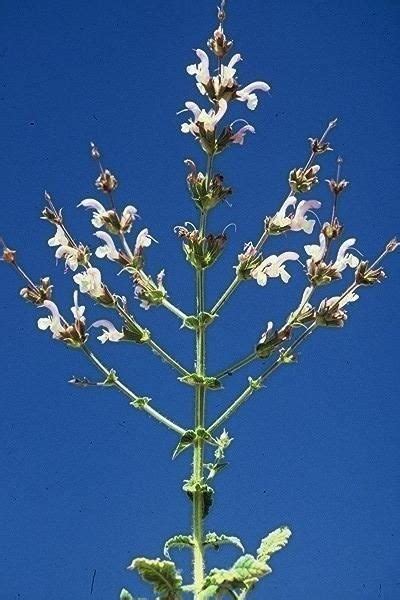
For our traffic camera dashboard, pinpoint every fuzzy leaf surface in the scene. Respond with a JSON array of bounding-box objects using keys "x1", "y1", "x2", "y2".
[
  {"x1": 128, "y1": 557, "x2": 182, "y2": 599},
  {"x1": 199, "y1": 554, "x2": 270, "y2": 598},
  {"x1": 163, "y1": 534, "x2": 194, "y2": 559},
  {"x1": 256, "y1": 526, "x2": 292, "y2": 563},
  {"x1": 204, "y1": 532, "x2": 245, "y2": 553}
]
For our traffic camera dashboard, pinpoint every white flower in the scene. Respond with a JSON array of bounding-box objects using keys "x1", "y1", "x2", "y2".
[
  {"x1": 120, "y1": 205, "x2": 138, "y2": 232},
  {"x1": 304, "y1": 233, "x2": 327, "y2": 264},
  {"x1": 186, "y1": 49, "x2": 210, "y2": 87},
  {"x1": 134, "y1": 228, "x2": 155, "y2": 255},
  {"x1": 37, "y1": 300, "x2": 64, "y2": 338},
  {"x1": 78, "y1": 198, "x2": 107, "y2": 228},
  {"x1": 73, "y1": 267, "x2": 103, "y2": 297},
  {"x1": 333, "y1": 238, "x2": 359, "y2": 272},
  {"x1": 272, "y1": 196, "x2": 321, "y2": 234},
  {"x1": 94, "y1": 231, "x2": 120, "y2": 261},
  {"x1": 220, "y1": 53, "x2": 242, "y2": 88},
  {"x1": 252, "y1": 251, "x2": 299, "y2": 286},
  {"x1": 181, "y1": 99, "x2": 227, "y2": 135},
  {"x1": 70, "y1": 290, "x2": 85, "y2": 321},
  {"x1": 55, "y1": 245, "x2": 80, "y2": 271},
  {"x1": 48, "y1": 225, "x2": 69, "y2": 247},
  {"x1": 91, "y1": 319, "x2": 124, "y2": 343},
  {"x1": 236, "y1": 81, "x2": 270, "y2": 110},
  {"x1": 230, "y1": 124, "x2": 255, "y2": 145}
]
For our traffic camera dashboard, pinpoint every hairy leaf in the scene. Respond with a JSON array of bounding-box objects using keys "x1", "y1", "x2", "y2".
[
  {"x1": 199, "y1": 554, "x2": 270, "y2": 598},
  {"x1": 204, "y1": 532, "x2": 244, "y2": 553},
  {"x1": 163, "y1": 534, "x2": 194, "y2": 559},
  {"x1": 128, "y1": 557, "x2": 182, "y2": 599},
  {"x1": 256, "y1": 526, "x2": 292, "y2": 563}
]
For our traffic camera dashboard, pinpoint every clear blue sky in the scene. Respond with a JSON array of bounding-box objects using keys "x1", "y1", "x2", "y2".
[{"x1": 1, "y1": 1, "x2": 399, "y2": 599}]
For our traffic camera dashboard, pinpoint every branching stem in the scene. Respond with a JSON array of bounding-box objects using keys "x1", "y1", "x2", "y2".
[{"x1": 81, "y1": 345, "x2": 185, "y2": 435}]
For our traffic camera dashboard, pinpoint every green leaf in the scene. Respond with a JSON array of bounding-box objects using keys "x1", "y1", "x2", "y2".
[
  {"x1": 163, "y1": 534, "x2": 194, "y2": 559},
  {"x1": 199, "y1": 554, "x2": 270, "y2": 599},
  {"x1": 204, "y1": 532, "x2": 245, "y2": 553},
  {"x1": 172, "y1": 430, "x2": 196, "y2": 459},
  {"x1": 120, "y1": 589, "x2": 134, "y2": 600},
  {"x1": 128, "y1": 557, "x2": 182, "y2": 600},
  {"x1": 256, "y1": 526, "x2": 292, "y2": 563},
  {"x1": 183, "y1": 312, "x2": 216, "y2": 331},
  {"x1": 178, "y1": 373, "x2": 222, "y2": 390}
]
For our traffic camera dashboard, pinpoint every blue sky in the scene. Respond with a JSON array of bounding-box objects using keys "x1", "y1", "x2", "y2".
[{"x1": 1, "y1": 1, "x2": 399, "y2": 599}]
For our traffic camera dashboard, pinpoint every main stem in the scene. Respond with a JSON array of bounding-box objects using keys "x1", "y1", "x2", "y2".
[{"x1": 193, "y1": 209, "x2": 207, "y2": 596}]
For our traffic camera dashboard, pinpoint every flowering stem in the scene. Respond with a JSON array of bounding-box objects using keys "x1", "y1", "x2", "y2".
[
  {"x1": 81, "y1": 345, "x2": 185, "y2": 435},
  {"x1": 214, "y1": 351, "x2": 257, "y2": 379},
  {"x1": 210, "y1": 275, "x2": 240, "y2": 315},
  {"x1": 210, "y1": 119, "x2": 336, "y2": 317},
  {"x1": 147, "y1": 338, "x2": 191, "y2": 377},
  {"x1": 161, "y1": 298, "x2": 189, "y2": 322},
  {"x1": 193, "y1": 209, "x2": 207, "y2": 596},
  {"x1": 208, "y1": 323, "x2": 317, "y2": 434}
]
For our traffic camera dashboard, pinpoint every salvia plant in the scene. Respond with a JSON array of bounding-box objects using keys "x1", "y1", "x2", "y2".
[{"x1": 2, "y1": 2, "x2": 399, "y2": 599}]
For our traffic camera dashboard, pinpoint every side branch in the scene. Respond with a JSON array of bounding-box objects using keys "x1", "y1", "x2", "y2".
[
  {"x1": 208, "y1": 324, "x2": 316, "y2": 434},
  {"x1": 81, "y1": 345, "x2": 186, "y2": 435}
]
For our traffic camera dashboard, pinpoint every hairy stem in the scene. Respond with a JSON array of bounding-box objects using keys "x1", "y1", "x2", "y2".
[{"x1": 193, "y1": 209, "x2": 207, "y2": 596}]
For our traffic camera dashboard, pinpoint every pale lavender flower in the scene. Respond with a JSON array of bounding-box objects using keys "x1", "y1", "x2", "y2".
[
  {"x1": 48, "y1": 225, "x2": 69, "y2": 248},
  {"x1": 236, "y1": 81, "x2": 270, "y2": 110},
  {"x1": 304, "y1": 233, "x2": 327, "y2": 264},
  {"x1": 78, "y1": 198, "x2": 107, "y2": 228},
  {"x1": 272, "y1": 196, "x2": 321, "y2": 234},
  {"x1": 181, "y1": 99, "x2": 228, "y2": 135},
  {"x1": 134, "y1": 228, "x2": 155, "y2": 255},
  {"x1": 91, "y1": 319, "x2": 124, "y2": 343},
  {"x1": 94, "y1": 231, "x2": 120, "y2": 261},
  {"x1": 37, "y1": 300, "x2": 64, "y2": 338},
  {"x1": 55, "y1": 245, "x2": 81, "y2": 271},
  {"x1": 252, "y1": 252, "x2": 299, "y2": 286},
  {"x1": 73, "y1": 267, "x2": 103, "y2": 297},
  {"x1": 70, "y1": 290, "x2": 86, "y2": 322},
  {"x1": 230, "y1": 124, "x2": 255, "y2": 145}
]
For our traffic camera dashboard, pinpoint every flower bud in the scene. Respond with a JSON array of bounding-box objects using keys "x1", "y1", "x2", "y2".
[
  {"x1": 175, "y1": 226, "x2": 226, "y2": 269},
  {"x1": 322, "y1": 218, "x2": 343, "y2": 240},
  {"x1": 308, "y1": 260, "x2": 342, "y2": 286},
  {"x1": 20, "y1": 277, "x2": 53, "y2": 305},
  {"x1": 95, "y1": 169, "x2": 118, "y2": 193},
  {"x1": 355, "y1": 261, "x2": 386, "y2": 286},
  {"x1": 289, "y1": 165, "x2": 320, "y2": 193},
  {"x1": 185, "y1": 160, "x2": 232, "y2": 211},
  {"x1": 326, "y1": 177, "x2": 349, "y2": 195},
  {"x1": 309, "y1": 137, "x2": 332, "y2": 154},
  {"x1": 207, "y1": 26, "x2": 233, "y2": 58}
]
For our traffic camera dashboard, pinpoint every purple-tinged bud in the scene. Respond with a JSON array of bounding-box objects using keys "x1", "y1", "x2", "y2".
[{"x1": 96, "y1": 169, "x2": 118, "y2": 193}]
